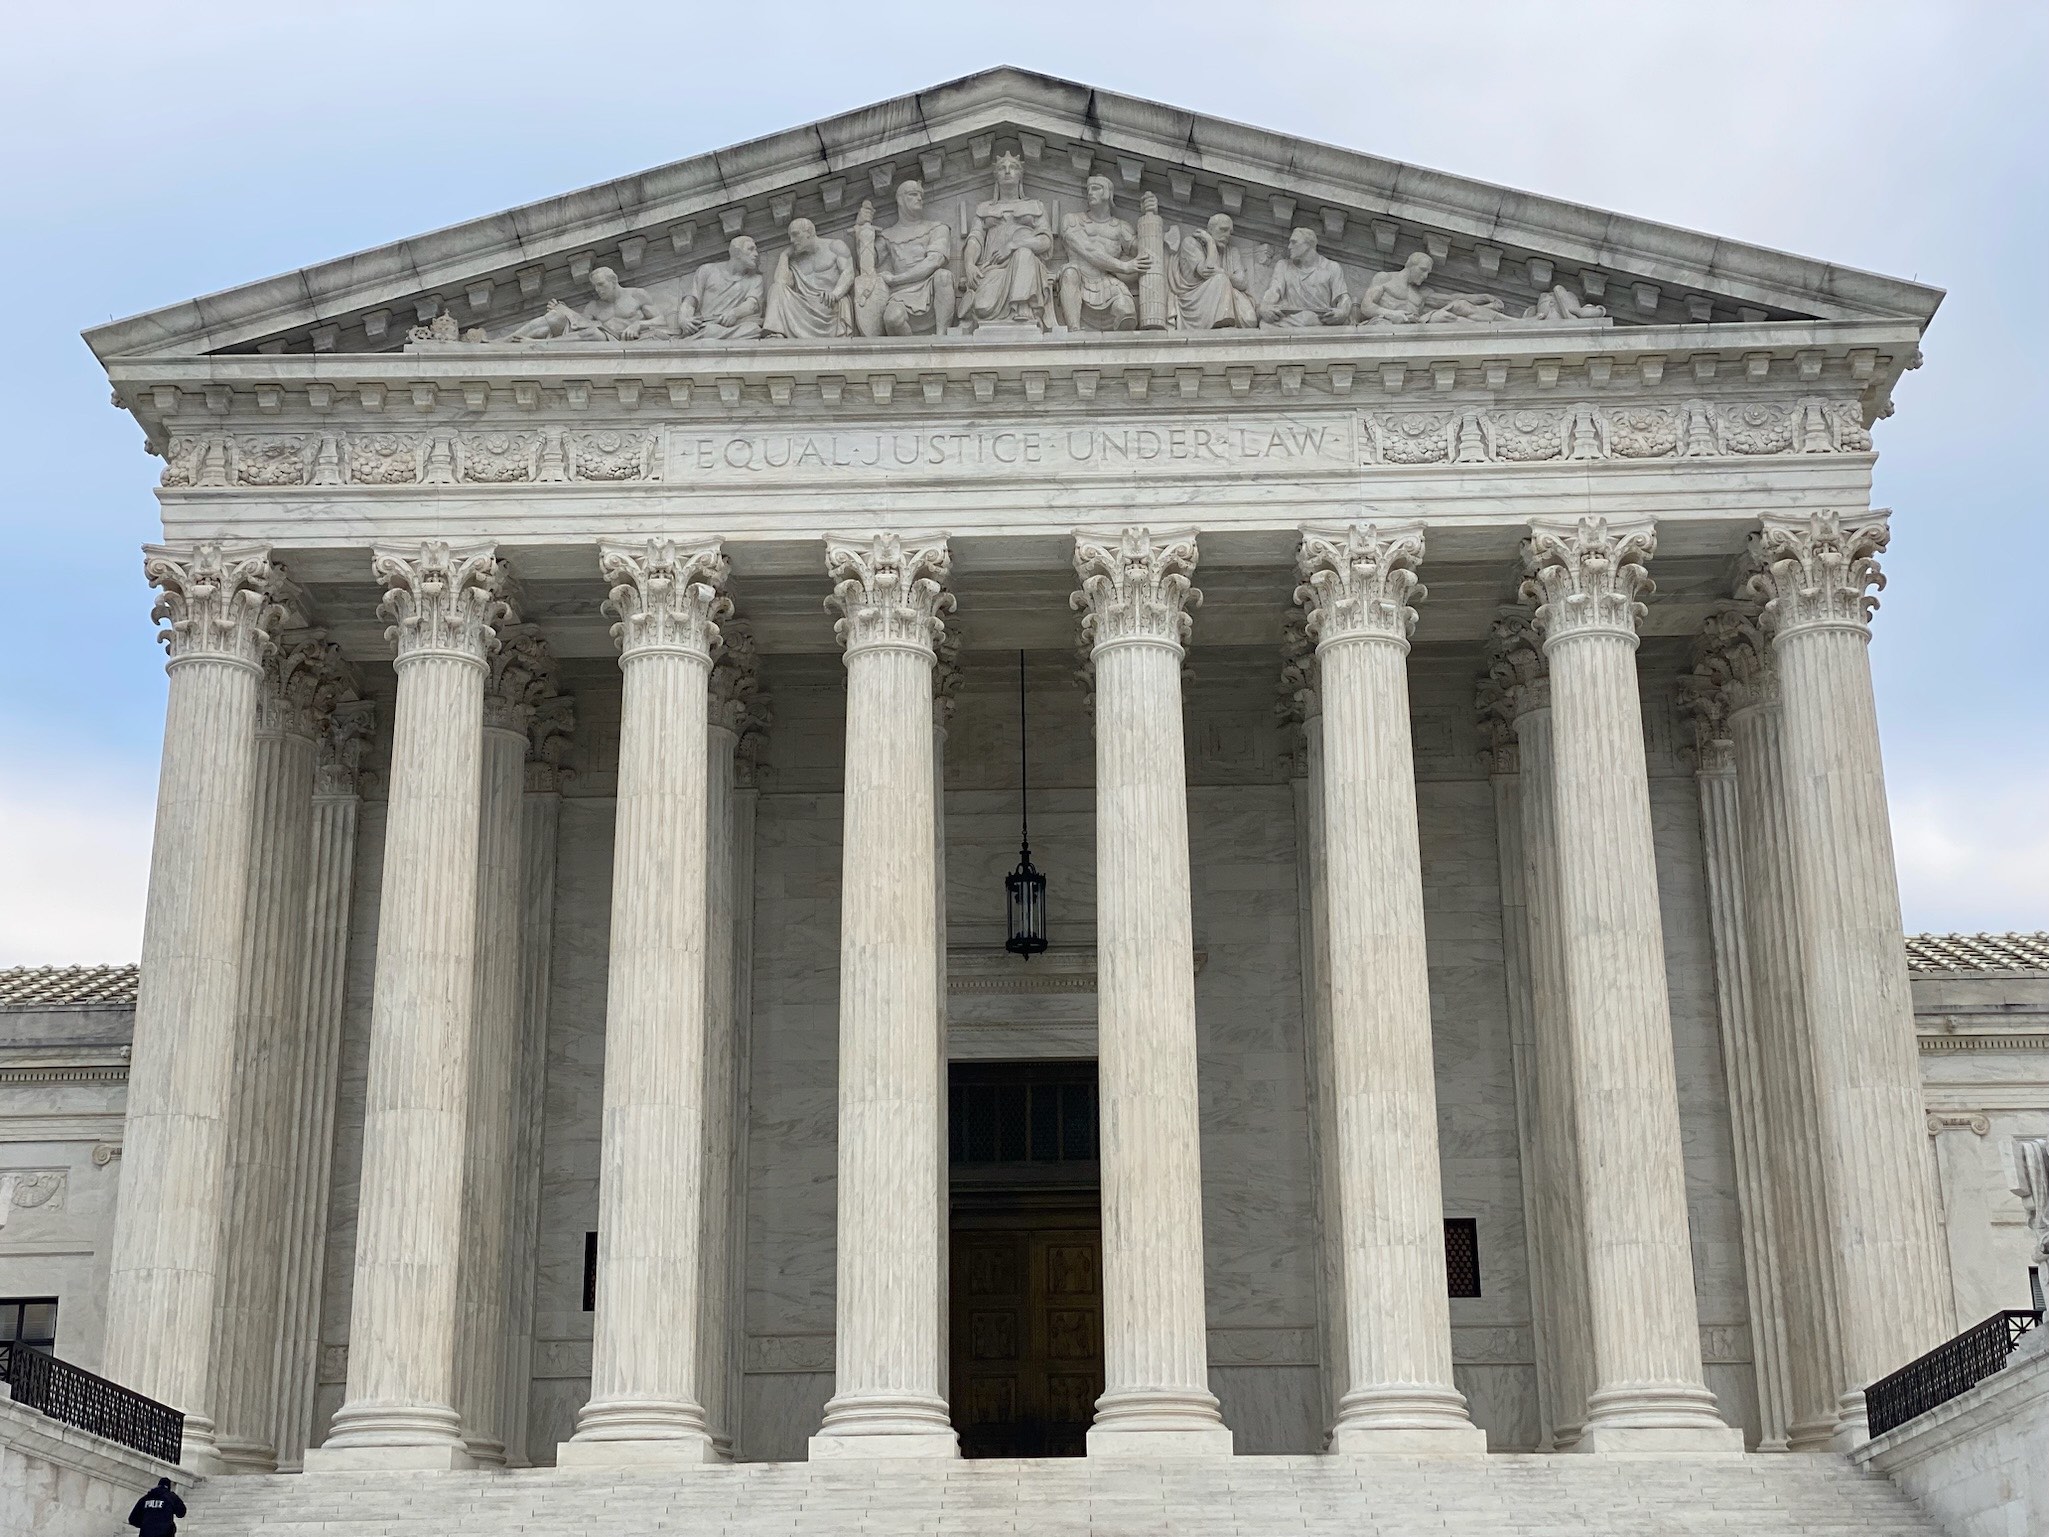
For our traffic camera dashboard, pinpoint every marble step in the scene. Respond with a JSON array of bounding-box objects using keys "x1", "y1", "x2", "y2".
[{"x1": 184, "y1": 1454, "x2": 1941, "y2": 1537}]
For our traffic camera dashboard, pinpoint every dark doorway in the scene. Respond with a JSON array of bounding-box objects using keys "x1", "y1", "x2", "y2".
[{"x1": 948, "y1": 1060, "x2": 1103, "y2": 1459}]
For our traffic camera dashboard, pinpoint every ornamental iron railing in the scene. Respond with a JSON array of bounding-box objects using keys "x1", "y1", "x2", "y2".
[
  {"x1": 1865, "y1": 1308, "x2": 2042, "y2": 1439},
  {"x1": 2, "y1": 1342, "x2": 184, "y2": 1463}
]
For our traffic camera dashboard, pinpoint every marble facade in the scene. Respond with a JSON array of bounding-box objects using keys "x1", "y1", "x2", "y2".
[{"x1": 22, "y1": 68, "x2": 2033, "y2": 1484}]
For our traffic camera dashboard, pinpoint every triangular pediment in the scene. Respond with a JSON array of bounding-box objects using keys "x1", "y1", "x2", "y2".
[{"x1": 84, "y1": 66, "x2": 1940, "y2": 363}]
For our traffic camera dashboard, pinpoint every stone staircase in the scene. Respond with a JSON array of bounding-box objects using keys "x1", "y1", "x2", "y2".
[{"x1": 187, "y1": 1453, "x2": 1940, "y2": 1536}]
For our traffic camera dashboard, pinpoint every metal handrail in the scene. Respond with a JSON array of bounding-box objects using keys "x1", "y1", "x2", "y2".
[
  {"x1": 2, "y1": 1343, "x2": 184, "y2": 1464},
  {"x1": 1865, "y1": 1308, "x2": 2042, "y2": 1438}
]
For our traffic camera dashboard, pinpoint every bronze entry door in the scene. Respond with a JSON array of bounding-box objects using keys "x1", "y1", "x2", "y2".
[{"x1": 947, "y1": 1061, "x2": 1103, "y2": 1458}]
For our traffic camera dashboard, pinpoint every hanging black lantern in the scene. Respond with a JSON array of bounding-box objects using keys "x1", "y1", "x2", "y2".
[{"x1": 1005, "y1": 649, "x2": 1049, "y2": 957}]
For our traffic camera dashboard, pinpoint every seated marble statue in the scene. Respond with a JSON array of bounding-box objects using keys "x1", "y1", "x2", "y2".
[
  {"x1": 502, "y1": 267, "x2": 672, "y2": 342},
  {"x1": 1258, "y1": 228, "x2": 1350, "y2": 329},
  {"x1": 1355, "y1": 252, "x2": 1436, "y2": 325},
  {"x1": 1057, "y1": 175, "x2": 1148, "y2": 332},
  {"x1": 678, "y1": 237, "x2": 766, "y2": 340},
  {"x1": 762, "y1": 219, "x2": 855, "y2": 340},
  {"x1": 1164, "y1": 213, "x2": 1258, "y2": 329},
  {"x1": 865, "y1": 182, "x2": 957, "y2": 336},
  {"x1": 959, "y1": 152, "x2": 1054, "y2": 331},
  {"x1": 1526, "y1": 284, "x2": 1608, "y2": 322}
]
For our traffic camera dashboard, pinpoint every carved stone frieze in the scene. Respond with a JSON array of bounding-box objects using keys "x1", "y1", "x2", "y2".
[
  {"x1": 142, "y1": 540, "x2": 284, "y2": 670},
  {"x1": 825, "y1": 533, "x2": 953, "y2": 656},
  {"x1": 1294, "y1": 523, "x2": 1426, "y2": 647},
  {"x1": 600, "y1": 538, "x2": 730, "y2": 661},
  {"x1": 1360, "y1": 396, "x2": 1870, "y2": 467},
  {"x1": 372, "y1": 540, "x2": 509, "y2": 663},
  {"x1": 1071, "y1": 528, "x2": 1201, "y2": 654},
  {"x1": 346, "y1": 432, "x2": 424, "y2": 485},
  {"x1": 1519, "y1": 518, "x2": 1656, "y2": 643},
  {"x1": 1743, "y1": 511, "x2": 1889, "y2": 636}
]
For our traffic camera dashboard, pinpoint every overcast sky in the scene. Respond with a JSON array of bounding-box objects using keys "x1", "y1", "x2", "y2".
[{"x1": 1, "y1": 1, "x2": 2043, "y2": 964}]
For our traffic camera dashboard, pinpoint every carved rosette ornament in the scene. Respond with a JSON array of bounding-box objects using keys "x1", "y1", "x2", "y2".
[
  {"x1": 1744, "y1": 511, "x2": 1888, "y2": 638},
  {"x1": 1294, "y1": 523, "x2": 1426, "y2": 650},
  {"x1": 824, "y1": 533, "x2": 954, "y2": 658},
  {"x1": 600, "y1": 539, "x2": 732, "y2": 663},
  {"x1": 143, "y1": 540, "x2": 284, "y2": 672},
  {"x1": 1070, "y1": 528, "x2": 1202, "y2": 655},
  {"x1": 372, "y1": 541, "x2": 510, "y2": 665},
  {"x1": 1519, "y1": 517, "x2": 1656, "y2": 645}
]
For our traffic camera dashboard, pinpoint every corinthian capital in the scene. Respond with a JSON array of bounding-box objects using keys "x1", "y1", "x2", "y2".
[
  {"x1": 1689, "y1": 602, "x2": 1777, "y2": 715},
  {"x1": 1519, "y1": 517, "x2": 1656, "y2": 645},
  {"x1": 315, "y1": 699, "x2": 379, "y2": 798},
  {"x1": 257, "y1": 629, "x2": 357, "y2": 739},
  {"x1": 143, "y1": 540, "x2": 285, "y2": 671},
  {"x1": 1070, "y1": 527, "x2": 1201, "y2": 654},
  {"x1": 1294, "y1": 522, "x2": 1426, "y2": 648},
  {"x1": 484, "y1": 624, "x2": 560, "y2": 733},
  {"x1": 708, "y1": 618, "x2": 762, "y2": 733},
  {"x1": 1744, "y1": 510, "x2": 1889, "y2": 637},
  {"x1": 825, "y1": 533, "x2": 954, "y2": 657},
  {"x1": 600, "y1": 538, "x2": 731, "y2": 663},
  {"x1": 372, "y1": 541, "x2": 509, "y2": 665}
]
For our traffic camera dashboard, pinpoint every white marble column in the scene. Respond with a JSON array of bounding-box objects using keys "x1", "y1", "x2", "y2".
[
  {"x1": 106, "y1": 542, "x2": 281, "y2": 1467},
  {"x1": 1296, "y1": 525, "x2": 1484, "y2": 1454},
  {"x1": 1747, "y1": 511, "x2": 1950, "y2": 1443},
  {"x1": 1693, "y1": 608, "x2": 1842, "y2": 1449},
  {"x1": 932, "y1": 628, "x2": 961, "y2": 1407},
  {"x1": 502, "y1": 695, "x2": 573, "y2": 1468},
  {"x1": 272, "y1": 699, "x2": 374, "y2": 1470},
  {"x1": 309, "y1": 540, "x2": 508, "y2": 1472},
  {"x1": 1282, "y1": 625, "x2": 1346, "y2": 1437},
  {"x1": 1521, "y1": 518, "x2": 1740, "y2": 1454},
  {"x1": 1072, "y1": 528, "x2": 1232, "y2": 1456},
  {"x1": 454, "y1": 621, "x2": 554, "y2": 1465},
  {"x1": 211, "y1": 632, "x2": 348, "y2": 1472},
  {"x1": 1484, "y1": 615, "x2": 1596, "y2": 1450},
  {"x1": 561, "y1": 538, "x2": 729, "y2": 1467},
  {"x1": 810, "y1": 533, "x2": 958, "y2": 1459},
  {"x1": 1680, "y1": 660, "x2": 1794, "y2": 1453},
  {"x1": 699, "y1": 622, "x2": 760, "y2": 1460}
]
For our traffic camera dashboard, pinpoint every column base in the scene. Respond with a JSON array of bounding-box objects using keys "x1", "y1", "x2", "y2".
[
  {"x1": 1328, "y1": 1422, "x2": 1488, "y2": 1456},
  {"x1": 557, "y1": 1433, "x2": 718, "y2": 1469},
  {"x1": 303, "y1": 1443, "x2": 477, "y2": 1472},
  {"x1": 461, "y1": 1434, "x2": 507, "y2": 1467},
  {"x1": 1573, "y1": 1422, "x2": 1746, "y2": 1456},
  {"x1": 808, "y1": 1428, "x2": 959, "y2": 1460},
  {"x1": 1574, "y1": 1383, "x2": 1743, "y2": 1456},
  {"x1": 211, "y1": 1437, "x2": 277, "y2": 1475},
  {"x1": 1087, "y1": 1387, "x2": 1233, "y2": 1456}
]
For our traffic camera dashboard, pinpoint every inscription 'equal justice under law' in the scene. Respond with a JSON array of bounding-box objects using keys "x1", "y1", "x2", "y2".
[{"x1": 678, "y1": 422, "x2": 1348, "y2": 475}]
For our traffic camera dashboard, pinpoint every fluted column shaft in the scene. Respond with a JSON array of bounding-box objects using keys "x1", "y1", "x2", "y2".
[
  {"x1": 107, "y1": 542, "x2": 280, "y2": 1467},
  {"x1": 1510, "y1": 699, "x2": 1597, "y2": 1448},
  {"x1": 698, "y1": 716, "x2": 741, "y2": 1459},
  {"x1": 503, "y1": 730, "x2": 568, "y2": 1468},
  {"x1": 562, "y1": 539, "x2": 728, "y2": 1466},
  {"x1": 1523, "y1": 518, "x2": 1739, "y2": 1454},
  {"x1": 212, "y1": 640, "x2": 330, "y2": 1473},
  {"x1": 1750, "y1": 513, "x2": 1949, "y2": 1443},
  {"x1": 1073, "y1": 528, "x2": 1230, "y2": 1456},
  {"x1": 811, "y1": 533, "x2": 956, "y2": 1458},
  {"x1": 1299, "y1": 525, "x2": 1482, "y2": 1454},
  {"x1": 312, "y1": 541, "x2": 506, "y2": 1471},
  {"x1": 272, "y1": 703, "x2": 370, "y2": 1469},
  {"x1": 1691, "y1": 742, "x2": 1795, "y2": 1451},
  {"x1": 453, "y1": 708, "x2": 529, "y2": 1464},
  {"x1": 1727, "y1": 687, "x2": 1843, "y2": 1449}
]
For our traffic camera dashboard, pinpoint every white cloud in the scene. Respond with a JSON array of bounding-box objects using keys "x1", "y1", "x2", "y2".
[
  {"x1": 0, "y1": 765, "x2": 152, "y2": 966},
  {"x1": 1892, "y1": 771, "x2": 2049, "y2": 936}
]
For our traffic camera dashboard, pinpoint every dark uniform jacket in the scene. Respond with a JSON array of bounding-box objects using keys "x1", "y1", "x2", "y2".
[{"x1": 128, "y1": 1482, "x2": 186, "y2": 1536}]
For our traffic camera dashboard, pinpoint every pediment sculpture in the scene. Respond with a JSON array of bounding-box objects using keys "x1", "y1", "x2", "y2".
[{"x1": 432, "y1": 163, "x2": 1619, "y2": 351}]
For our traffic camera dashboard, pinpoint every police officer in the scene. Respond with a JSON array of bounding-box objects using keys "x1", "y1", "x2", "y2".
[{"x1": 128, "y1": 1475, "x2": 186, "y2": 1536}]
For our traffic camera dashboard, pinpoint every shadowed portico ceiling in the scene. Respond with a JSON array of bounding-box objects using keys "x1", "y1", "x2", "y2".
[{"x1": 83, "y1": 65, "x2": 1940, "y2": 366}]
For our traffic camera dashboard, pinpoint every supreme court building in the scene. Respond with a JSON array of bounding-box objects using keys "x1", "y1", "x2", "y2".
[{"x1": 61, "y1": 68, "x2": 2024, "y2": 1504}]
